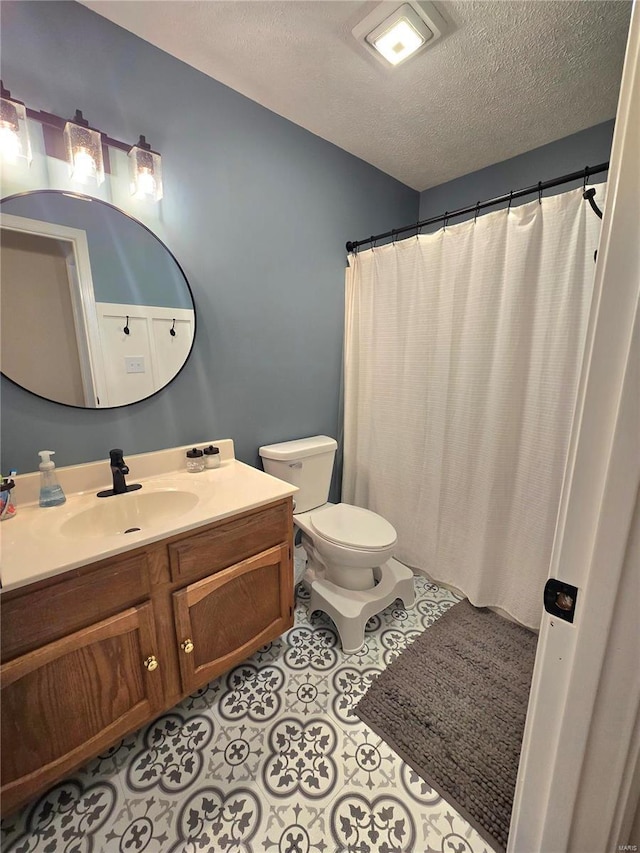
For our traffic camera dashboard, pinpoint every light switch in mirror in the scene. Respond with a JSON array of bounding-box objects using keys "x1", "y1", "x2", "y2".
[{"x1": 1, "y1": 190, "x2": 196, "y2": 408}]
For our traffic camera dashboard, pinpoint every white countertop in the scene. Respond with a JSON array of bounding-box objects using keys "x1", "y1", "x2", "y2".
[{"x1": 0, "y1": 440, "x2": 297, "y2": 593}]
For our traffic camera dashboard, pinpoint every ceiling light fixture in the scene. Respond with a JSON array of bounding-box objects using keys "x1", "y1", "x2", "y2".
[
  {"x1": 0, "y1": 82, "x2": 32, "y2": 166},
  {"x1": 352, "y1": 1, "x2": 449, "y2": 68},
  {"x1": 369, "y1": 6, "x2": 431, "y2": 66}
]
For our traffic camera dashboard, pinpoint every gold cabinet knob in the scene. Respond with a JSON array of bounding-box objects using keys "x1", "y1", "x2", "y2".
[
  {"x1": 144, "y1": 655, "x2": 159, "y2": 672},
  {"x1": 181, "y1": 638, "x2": 194, "y2": 654}
]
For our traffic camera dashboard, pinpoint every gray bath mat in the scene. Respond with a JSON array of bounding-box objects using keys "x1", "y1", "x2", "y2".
[{"x1": 354, "y1": 599, "x2": 537, "y2": 852}]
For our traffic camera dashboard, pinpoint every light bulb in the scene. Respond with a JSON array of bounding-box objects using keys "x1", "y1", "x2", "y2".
[
  {"x1": 0, "y1": 124, "x2": 21, "y2": 164},
  {"x1": 128, "y1": 137, "x2": 163, "y2": 202},
  {"x1": 72, "y1": 147, "x2": 96, "y2": 183},
  {"x1": 133, "y1": 167, "x2": 157, "y2": 199},
  {"x1": 64, "y1": 116, "x2": 104, "y2": 185}
]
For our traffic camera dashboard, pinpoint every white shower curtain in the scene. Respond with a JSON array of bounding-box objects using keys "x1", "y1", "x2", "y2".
[{"x1": 342, "y1": 186, "x2": 604, "y2": 628}]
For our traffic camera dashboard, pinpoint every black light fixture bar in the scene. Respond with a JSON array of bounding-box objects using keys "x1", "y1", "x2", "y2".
[
  {"x1": 2, "y1": 80, "x2": 163, "y2": 200},
  {"x1": 346, "y1": 162, "x2": 610, "y2": 252},
  {"x1": 24, "y1": 106, "x2": 131, "y2": 152}
]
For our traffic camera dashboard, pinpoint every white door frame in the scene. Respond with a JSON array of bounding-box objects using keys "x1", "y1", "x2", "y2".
[
  {"x1": 1, "y1": 212, "x2": 108, "y2": 406},
  {"x1": 509, "y1": 3, "x2": 640, "y2": 850}
]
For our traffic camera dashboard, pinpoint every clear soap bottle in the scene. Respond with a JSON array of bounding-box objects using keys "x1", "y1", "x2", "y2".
[{"x1": 38, "y1": 450, "x2": 67, "y2": 507}]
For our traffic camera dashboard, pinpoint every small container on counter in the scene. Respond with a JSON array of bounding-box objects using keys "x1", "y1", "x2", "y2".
[
  {"x1": 203, "y1": 445, "x2": 221, "y2": 469},
  {"x1": 186, "y1": 448, "x2": 205, "y2": 473},
  {"x1": 0, "y1": 478, "x2": 17, "y2": 521}
]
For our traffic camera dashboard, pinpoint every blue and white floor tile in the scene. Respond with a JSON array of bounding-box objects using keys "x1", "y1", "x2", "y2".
[{"x1": 1, "y1": 567, "x2": 495, "y2": 853}]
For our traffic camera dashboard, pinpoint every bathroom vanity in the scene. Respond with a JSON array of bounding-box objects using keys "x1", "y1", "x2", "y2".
[{"x1": 0, "y1": 442, "x2": 296, "y2": 816}]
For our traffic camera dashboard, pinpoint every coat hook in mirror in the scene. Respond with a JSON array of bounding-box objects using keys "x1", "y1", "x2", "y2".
[
  {"x1": 170, "y1": 319, "x2": 176, "y2": 337},
  {"x1": 123, "y1": 316, "x2": 130, "y2": 335}
]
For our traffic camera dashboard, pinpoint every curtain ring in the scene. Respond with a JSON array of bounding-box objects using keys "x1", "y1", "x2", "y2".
[
  {"x1": 538, "y1": 181, "x2": 543, "y2": 204},
  {"x1": 170, "y1": 319, "x2": 176, "y2": 337},
  {"x1": 508, "y1": 190, "x2": 514, "y2": 210},
  {"x1": 474, "y1": 201, "x2": 480, "y2": 223},
  {"x1": 415, "y1": 220, "x2": 421, "y2": 239},
  {"x1": 443, "y1": 211, "x2": 449, "y2": 231},
  {"x1": 583, "y1": 166, "x2": 590, "y2": 190},
  {"x1": 123, "y1": 316, "x2": 130, "y2": 335},
  {"x1": 370, "y1": 235, "x2": 376, "y2": 250},
  {"x1": 392, "y1": 228, "x2": 397, "y2": 244}
]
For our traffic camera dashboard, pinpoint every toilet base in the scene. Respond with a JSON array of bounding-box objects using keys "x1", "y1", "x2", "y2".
[{"x1": 308, "y1": 558, "x2": 415, "y2": 654}]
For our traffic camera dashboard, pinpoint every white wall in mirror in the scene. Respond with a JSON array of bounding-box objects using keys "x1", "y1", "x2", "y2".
[{"x1": 96, "y1": 303, "x2": 194, "y2": 407}]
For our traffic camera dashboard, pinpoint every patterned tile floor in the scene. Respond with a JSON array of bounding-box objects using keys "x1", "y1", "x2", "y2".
[{"x1": 1, "y1": 570, "x2": 495, "y2": 853}]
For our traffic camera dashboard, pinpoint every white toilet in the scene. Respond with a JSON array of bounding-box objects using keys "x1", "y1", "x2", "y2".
[{"x1": 259, "y1": 435, "x2": 415, "y2": 653}]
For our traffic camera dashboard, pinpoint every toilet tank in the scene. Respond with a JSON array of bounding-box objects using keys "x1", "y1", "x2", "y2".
[{"x1": 259, "y1": 436, "x2": 337, "y2": 513}]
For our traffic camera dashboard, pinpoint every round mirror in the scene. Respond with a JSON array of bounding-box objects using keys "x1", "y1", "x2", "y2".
[{"x1": 1, "y1": 190, "x2": 196, "y2": 408}]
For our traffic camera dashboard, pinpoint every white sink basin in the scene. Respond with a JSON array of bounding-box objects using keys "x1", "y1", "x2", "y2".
[{"x1": 60, "y1": 489, "x2": 200, "y2": 540}]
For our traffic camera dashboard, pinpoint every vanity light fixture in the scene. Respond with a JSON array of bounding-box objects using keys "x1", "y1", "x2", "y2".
[
  {"x1": 0, "y1": 82, "x2": 32, "y2": 166},
  {"x1": 0, "y1": 83, "x2": 164, "y2": 202},
  {"x1": 128, "y1": 135, "x2": 163, "y2": 201},
  {"x1": 63, "y1": 110, "x2": 105, "y2": 186},
  {"x1": 352, "y1": 1, "x2": 449, "y2": 68}
]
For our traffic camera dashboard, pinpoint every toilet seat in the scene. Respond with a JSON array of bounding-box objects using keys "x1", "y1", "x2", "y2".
[{"x1": 310, "y1": 503, "x2": 397, "y2": 551}]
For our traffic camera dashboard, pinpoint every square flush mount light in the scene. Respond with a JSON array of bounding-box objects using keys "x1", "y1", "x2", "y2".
[{"x1": 353, "y1": 1, "x2": 448, "y2": 68}]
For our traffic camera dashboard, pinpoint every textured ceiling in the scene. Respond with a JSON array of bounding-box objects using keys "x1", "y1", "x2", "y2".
[{"x1": 81, "y1": 0, "x2": 632, "y2": 191}]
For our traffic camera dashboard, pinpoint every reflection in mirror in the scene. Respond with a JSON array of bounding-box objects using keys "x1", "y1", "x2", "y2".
[{"x1": 1, "y1": 191, "x2": 196, "y2": 408}]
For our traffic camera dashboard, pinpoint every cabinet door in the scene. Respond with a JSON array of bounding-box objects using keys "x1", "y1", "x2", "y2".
[
  {"x1": 173, "y1": 544, "x2": 293, "y2": 694},
  {"x1": 1, "y1": 602, "x2": 164, "y2": 817}
]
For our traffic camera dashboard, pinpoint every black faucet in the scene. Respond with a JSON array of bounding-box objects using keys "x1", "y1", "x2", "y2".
[
  {"x1": 97, "y1": 449, "x2": 142, "y2": 497},
  {"x1": 110, "y1": 449, "x2": 130, "y2": 494}
]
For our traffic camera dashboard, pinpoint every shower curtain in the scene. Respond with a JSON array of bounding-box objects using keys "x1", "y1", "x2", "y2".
[{"x1": 342, "y1": 186, "x2": 604, "y2": 628}]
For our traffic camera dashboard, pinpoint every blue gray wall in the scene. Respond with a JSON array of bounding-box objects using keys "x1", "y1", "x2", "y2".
[
  {"x1": 0, "y1": 1, "x2": 616, "y2": 477},
  {"x1": 419, "y1": 121, "x2": 614, "y2": 227},
  {"x1": 0, "y1": 1, "x2": 418, "y2": 474}
]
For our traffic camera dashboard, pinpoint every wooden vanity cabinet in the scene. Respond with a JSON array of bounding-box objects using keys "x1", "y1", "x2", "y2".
[
  {"x1": 173, "y1": 543, "x2": 291, "y2": 694},
  {"x1": 1, "y1": 603, "x2": 164, "y2": 816},
  {"x1": 0, "y1": 497, "x2": 294, "y2": 817}
]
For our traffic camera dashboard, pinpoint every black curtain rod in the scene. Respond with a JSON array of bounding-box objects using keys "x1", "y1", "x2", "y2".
[{"x1": 346, "y1": 161, "x2": 610, "y2": 252}]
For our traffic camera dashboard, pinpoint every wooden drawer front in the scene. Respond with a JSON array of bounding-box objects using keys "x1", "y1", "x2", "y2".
[
  {"x1": 173, "y1": 544, "x2": 291, "y2": 694},
  {"x1": 1, "y1": 602, "x2": 163, "y2": 817},
  {"x1": 168, "y1": 501, "x2": 289, "y2": 583},
  {"x1": 1, "y1": 552, "x2": 151, "y2": 663}
]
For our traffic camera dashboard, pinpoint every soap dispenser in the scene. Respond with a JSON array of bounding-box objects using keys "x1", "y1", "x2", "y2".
[{"x1": 38, "y1": 451, "x2": 66, "y2": 507}]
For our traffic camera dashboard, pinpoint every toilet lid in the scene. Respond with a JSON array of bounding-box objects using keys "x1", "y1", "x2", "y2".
[{"x1": 311, "y1": 503, "x2": 397, "y2": 550}]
